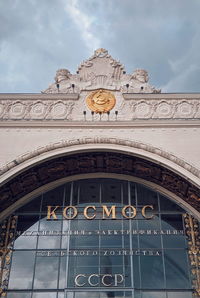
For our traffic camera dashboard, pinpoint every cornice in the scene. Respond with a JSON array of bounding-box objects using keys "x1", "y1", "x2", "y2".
[
  {"x1": 0, "y1": 93, "x2": 79, "y2": 100},
  {"x1": 1, "y1": 92, "x2": 200, "y2": 100},
  {"x1": 0, "y1": 120, "x2": 200, "y2": 128},
  {"x1": 123, "y1": 93, "x2": 200, "y2": 100}
]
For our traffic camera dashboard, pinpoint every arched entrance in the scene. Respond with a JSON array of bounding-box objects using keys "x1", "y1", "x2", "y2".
[
  {"x1": 1, "y1": 178, "x2": 197, "y2": 297},
  {"x1": 0, "y1": 152, "x2": 200, "y2": 297}
]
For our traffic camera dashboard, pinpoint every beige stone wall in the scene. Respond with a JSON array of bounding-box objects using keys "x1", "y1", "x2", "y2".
[{"x1": 0, "y1": 124, "x2": 199, "y2": 169}]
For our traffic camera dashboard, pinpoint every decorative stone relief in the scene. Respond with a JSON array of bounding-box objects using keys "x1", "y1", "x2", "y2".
[
  {"x1": 42, "y1": 48, "x2": 161, "y2": 94},
  {"x1": 176, "y1": 101, "x2": 195, "y2": 118},
  {"x1": 1, "y1": 98, "x2": 200, "y2": 121},
  {"x1": 9, "y1": 101, "x2": 26, "y2": 119},
  {"x1": 154, "y1": 101, "x2": 174, "y2": 118},
  {"x1": 127, "y1": 99, "x2": 200, "y2": 120},
  {"x1": 195, "y1": 103, "x2": 200, "y2": 118},
  {"x1": 0, "y1": 100, "x2": 75, "y2": 120},
  {"x1": 0, "y1": 103, "x2": 4, "y2": 117},
  {"x1": 30, "y1": 101, "x2": 47, "y2": 119},
  {"x1": 134, "y1": 101, "x2": 153, "y2": 118}
]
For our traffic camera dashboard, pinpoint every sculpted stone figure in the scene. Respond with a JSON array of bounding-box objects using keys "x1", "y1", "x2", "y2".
[
  {"x1": 121, "y1": 68, "x2": 161, "y2": 93},
  {"x1": 42, "y1": 68, "x2": 80, "y2": 93},
  {"x1": 131, "y1": 69, "x2": 149, "y2": 83},
  {"x1": 54, "y1": 69, "x2": 71, "y2": 83}
]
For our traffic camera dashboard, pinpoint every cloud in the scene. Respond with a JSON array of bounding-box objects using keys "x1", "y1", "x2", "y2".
[
  {"x1": 0, "y1": 0, "x2": 89, "y2": 92},
  {"x1": 0, "y1": 0, "x2": 200, "y2": 92},
  {"x1": 64, "y1": 0, "x2": 100, "y2": 52},
  {"x1": 162, "y1": 64, "x2": 200, "y2": 92},
  {"x1": 72, "y1": 0, "x2": 200, "y2": 92}
]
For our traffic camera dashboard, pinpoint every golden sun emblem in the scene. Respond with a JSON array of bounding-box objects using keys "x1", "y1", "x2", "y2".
[{"x1": 86, "y1": 89, "x2": 116, "y2": 113}]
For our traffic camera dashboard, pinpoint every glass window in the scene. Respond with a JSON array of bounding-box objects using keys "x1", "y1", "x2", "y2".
[
  {"x1": 70, "y1": 235, "x2": 99, "y2": 248},
  {"x1": 137, "y1": 184, "x2": 158, "y2": 210},
  {"x1": 37, "y1": 217, "x2": 62, "y2": 249},
  {"x1": 78, "y1": 180, "x2": 100, "y2": 204},
  {"x1": 34, "y1": 256, "x2": 59, "y2": 289},
  {"x1": 65, "y1": 293, "x2": 73, "y2": 298},
  {"x1": 6, "y1": 178, "x2": 194, "y2": 296},
  {"x1": 17, "y1": 195, "x2": 42, "y2": 213},
  {"x1": 74, "y1": 293, "x2": 99, "y2": 298},
  {"x1": 32, "y1": 293, "x2": 57, "y2": 298},
  {"x1": 141, "y1": 292, "x2": 166, "y2": 298},
  {"x1": 8, "y1": 251, "x2": 35, "y2": 289},
  {"x1": 14, "y1": 215, "x2": 39, "y2": 249},
  {"x1": 162, "y1": 234, "x2": 186, "y2": 248},
  {"x1": 101, "y1": 235, "x2": 123, "y2": 248},
  {"x1": 7, "y1": 293, "x2": 32, "y2": 298},
  {"x1": 133, "y1": 255, "x2": 140, "y2": 288},
  {"x1": 41, "y1": 185, "x2": 64, "y2": 211},
  {"x1": 161, "y1": 214, "x2": 184, "y2": 230},
  {"x1": 159, "y1": 195, "x2": 184, "y2": 213},
  {"x1": 139, "y1": 234, "x2": 162, "y2": 248},
  {"x1": 140, "y1": 255, "x2": 165, "y2": 289},
  {"x1": 59, "y1": 256, "x2": 67, "y2": 289},
  {"x1": 68, "y1": 292, "x2": 133, "y2": 298},
  {"x1": 167, "y1": 292, "x2": 193, "y2": 298},
  {"x1": 164, "y1": 249, "x2": 191, "y2": 289},
  {"x1": 101, "y1": 179, "x2": 122, "y2": 204}
]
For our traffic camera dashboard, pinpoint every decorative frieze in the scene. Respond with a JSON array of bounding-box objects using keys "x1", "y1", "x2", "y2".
[
  {"x1": 126, "y1": 99, "x2": 200, "y2": 119},
  {"x1": 1, "y1": 97, "x2": 200, "y2": 121},
  {"x1": 0, "y1": 99, "x2": 75, "y2": 120}
]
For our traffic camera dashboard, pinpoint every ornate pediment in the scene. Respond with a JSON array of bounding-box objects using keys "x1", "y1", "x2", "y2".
[{"x1": 42, "y1": 49, "x2": 161, "y2": 94}]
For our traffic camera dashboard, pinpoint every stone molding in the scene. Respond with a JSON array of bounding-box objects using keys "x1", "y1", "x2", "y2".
[
  {"x1": 122, "y1": 93, "x2": 200, "y2": 100},
  {"x1": 0, "y1": 137, "x2": 199, "y2": 179},
  {"x1": 1, "y1": 94, "x2": 200, "y2": 121},
  {"x1": 0, "y1": 93, "x2": 79, "y2": 100},
  {"x1": 1, "y1": 93, "x2": 200, "y2": 100}
]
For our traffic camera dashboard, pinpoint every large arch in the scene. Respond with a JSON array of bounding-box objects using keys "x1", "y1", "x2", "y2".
[
  {"x1": 1, "y1": 137, "x2": 200, "y2": 181},
  {"x1": 0, "y1": 148, "x2": 200, "y2": 222}
]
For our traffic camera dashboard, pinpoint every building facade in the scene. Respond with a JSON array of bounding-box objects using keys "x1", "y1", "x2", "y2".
[{"x1": 0, "y1": 49, "x2": 200, "y2": 298}]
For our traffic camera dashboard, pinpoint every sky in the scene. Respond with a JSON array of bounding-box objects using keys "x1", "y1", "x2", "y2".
[{"x1": 0, "y1": 0, "x2": 200, "y2": 93}]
